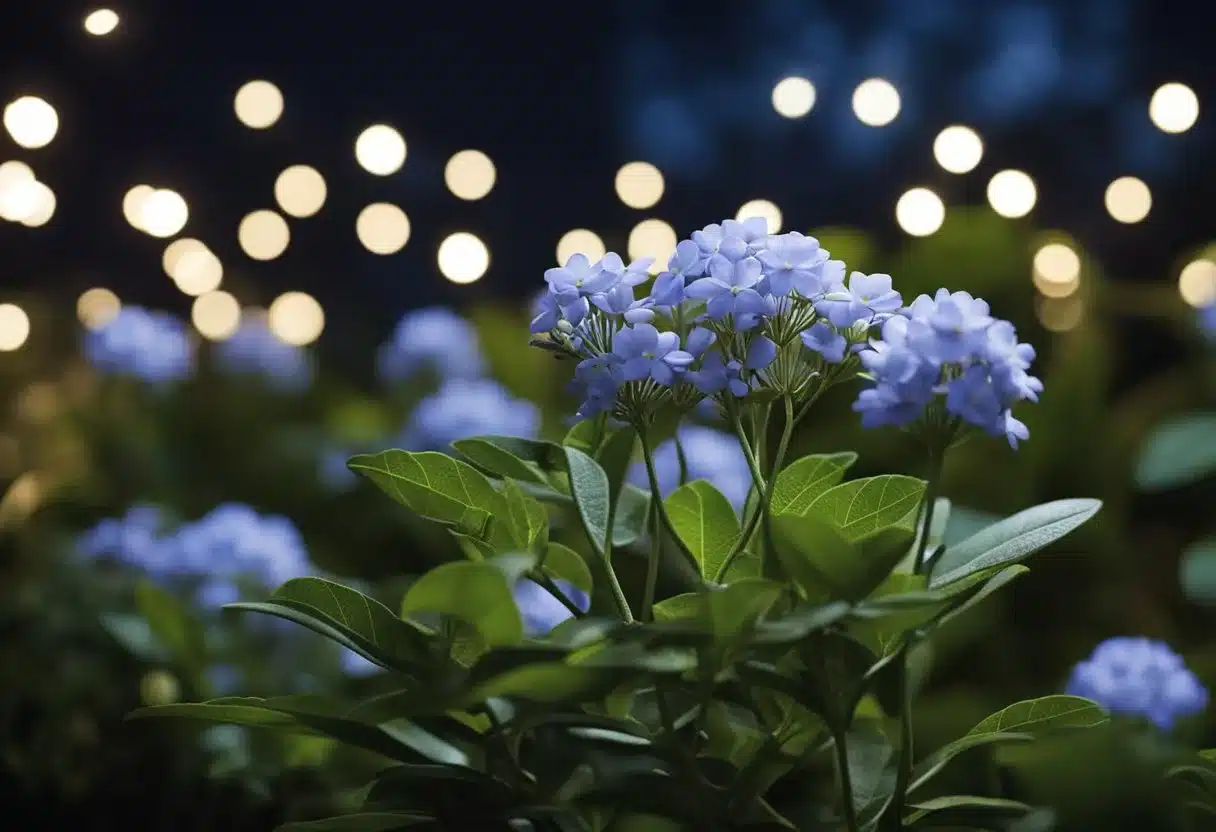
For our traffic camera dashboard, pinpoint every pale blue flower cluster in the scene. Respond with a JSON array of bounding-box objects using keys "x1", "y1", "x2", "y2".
[
  {"x1": 403, "y1": 378, "x2": 540, "y2": 451},
  {"x1": 627, "y1": 424, "x2": 752, "y2": 511},
  {"x1": 79, "y1": 503, "x2": 310, "y2": 609},
  {"x1": 512, "y1": 578, "x2": 591, "y2": 636},
  {"x1": 214, "y1": 318, "x2": 313, "y2": 391},
  {"x1": 854, "y1": 290, "x2": 1042, "y2": 447},
  {"x1": 377, "y1": 307, "x2": 485, "y2": 384},
  {"x1": 83, "y1": 306, "x2": 194, "y2": 383},
  {"x1": 1065, "y1": 637, "x2": 1209, "y2": 731}
]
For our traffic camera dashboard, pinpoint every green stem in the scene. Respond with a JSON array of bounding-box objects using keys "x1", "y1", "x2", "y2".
[
  {"x1": 675, "y1": 433, "x2": 690, "y2": 487},
  {"x1": 642, "y1": 488, "x2": 662, "y2": 621},
  {"x1": 604, "y1": 561, "x2": 635, "y2": 624},
  {"x1": 834, "y1": 733, "x2": 861, "y2": 832},
  {"x1": 638, "y1": 430, "x2": 687, "y2": 618},
  {"x1": 530, "y1": 571, "x2": 586, "y2": 619}
]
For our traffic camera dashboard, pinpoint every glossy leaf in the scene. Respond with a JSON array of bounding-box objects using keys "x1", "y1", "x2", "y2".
[
  {"x1": 502, "y1": 478, "x2": 549, "y2": 553},
  {"x1": 769, "y1": 452, "x2": 857, "y2": 515},
  {"x1": 772, "y1": 511, "x2": 917, "y2": 602},
  {"x1": 451, "y1": 436, "x2": 551, "y2": 486},
  {"x1": 665, "y1": 479, "x2": 741, "y2": 581},
  {"x1": 128, "y1": 698, "x2": 302, "y2": 729},
  {"x1": 967, "y1": 695, "x2": 1108, "y2": 735},
  {"x1": 804, "y1": 475, "x2": 927, "y2": 538},
  {"x1": 1135, "y1": 414, "x2": 1216, "y2": 491},
  {"x1": 929, "y1": 499, "x2": 1102, "y2": 588},
  {"x1": 540, "y1": 542, "x2": 594, "y2": 594},
  {"x1": 400, "y1": 561, "x2": 523, "y2": 647},
  {"x1": 904, "y1": 795, "x2": 1033, "y2": 828}
]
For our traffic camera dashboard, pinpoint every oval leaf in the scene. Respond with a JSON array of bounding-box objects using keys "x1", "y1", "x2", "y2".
[
  {"x1": 1180, "y1": 536, "x2": 1216, "y2": 606},
  {"x1": 966, "y1": 694, "x2": 1108, "y2": 736},
  {"x1": 770, "y1": 452, "x2": 858, "y2": 515},
  {"x1": 540, "y1": 542, "x2": 593, "y2": 594},
  {"x1": 804, "y1": 475, "x2": 927, "y2": 540},
  {"x1": 400, "y1": 561, "x2": 523, "y2": 646},
  {"x1": 563, "y1": 446, "x2": 612, "y2": 556},
  {"x1": 1136, "y1": 414, "x2": 1216, "y2": 491},
  {"x1": 665, "y1": 479, "x2": 741, "y2": 581}
]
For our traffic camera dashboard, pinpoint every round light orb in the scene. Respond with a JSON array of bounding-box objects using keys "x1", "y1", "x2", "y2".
[
  {"x1": 1036, "y1": 296, "x2": 1085, "y2": 333},
  {"x1": 736, "y1": 199, "x2": 782, "y2": 234},
  {"x1": 1105, "y1": 176, "x2": 1152, "y2": 224},
  {"x1": 772, "y1": 76, "x2": 816, "y2": 118},
  {"x1": 122, "y1": 184, "x2": 154, "y2": 230},
  {"x1": 4, "y1": 96, "x2": 59, "y2": 149},
  {"x1": 356, "y1": 203, "x2": 410, "y2": 255},
  {"x1": 191, "y1": 291, "x2": 241, "y2": 341},
  {"x1": 83, "y1": 9, "x2": 119, "y2": 36},
  {"x1": 0, "y1": 304, "x2": 30, "y2": 351},
  {"x1": 933, "y1": 125, "x2": 984, "y2": 174},
  {"x1": 162, "y1": 238, "x2": 207, "y2": 278},
  {"x1": 19, "y1": 181, "x2": 55, "y2": 227},
  {"x1": 556, "y1": 229, "x2": 606, "y2": 266},
  {"x1": 852, "y1": 78, "x2": 900, "y2": 127},
  {"x1": 234, "y1": 81, "x2": 283, "y2": 129},
  {"x1": 268, "y1": 291, "x2": 325, "y2": 346},
  {"x1": 1149, "y1": 83, "x2": 1199, "y2": 134},
  {"x1": 140, "y1": 189, "x2": 188, "y2": 238},
  {"x1": 238, "y1": 210, "x2": 290, "y2": 260},
  {"x1": 355, "y1": 125, "x2": 406, "y2": 176},
  {"x1": 0, "y1": 176, "x2": 43, "y2": 222},
  {"x1": 627, "y1": 219, "x2": 677, "y2": 274},
  {"x1": 986, "y1": 169, "x2": 1037, "y2": 218},
  {"x1": 274, "y1": 165, "x2": 327, "y2": 218},
  {"x1": 173, "y1": 249, "x2": 224, "y2": 296},
  {"x1": 77, "y1": 288, "x2": 121, "y2": 330},
  {"x1": 444, "y1": 150, "x2": 496, "y2": 200},
  {"x1": 894, "y1": 188, "x2": 945, "y2": 237},
  {"x1": 1178, "y1": 259, "x2": 1216, "y2": 308},
  {"x1": 615, "y1": 162, "x2": 664, "y2": 210},
  {"x1": 1033, "y1": 243, "x2": 1081, "y2": 285},
  {"x1": 437, "y1": 232, "x2": 490, "y2": 284},
  {"x1": 0, "y1": 161, "x2": 34, "y2": 191}
]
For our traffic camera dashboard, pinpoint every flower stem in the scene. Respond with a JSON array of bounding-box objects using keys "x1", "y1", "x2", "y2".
[
  {"x1": 604, "y1": 560, "x2": 635, "y2": 625},
  {"x1": 638, "y1": 430, "x2": 687, "y2": 619},
  {"x1": 530, "y1": 570, "x2": 585, "y2": 619},
  {"x1": 834, "y1": 732, "x2": 861, "y2": 832}
]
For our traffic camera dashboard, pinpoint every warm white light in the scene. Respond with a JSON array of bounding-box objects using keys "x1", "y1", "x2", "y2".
[
  {"x1": 772, "y1": 76, "x2": 816, "y2": 118},
  {"x1": 356, "y1": 203, "x2": 410, "y2": 255},
  {"x1": 162, "y1": 238, "x2": 206, "y2": 278},
  {"x1": 986, "y1": 169, "x2": 1037, "y2": 218},
  {"x1": 0, "y1": 176, "x2": 42, "y2": 222},
  {"x1": 173, "y1": 249, "x2": 224, "y2": 296},
  {"x1": 0, "y1": 161, "x2": 34, "y2": 191},
  {"x1": 238, "y1": 210, "x2": 290, "y2": 260},
  {"x1": 895, "y1": 188, "x2": 945, "y2": 237},
  {"x1": 274, "y1": 165, "x2": 327, "y2": 218},
  {"x1": 268, "y1": 291, "x2": 325, "y2": 345},
  {"x1": 77, "y1": 288, "x2": 121, "y2": 330},
  {"x1": 19, "y1": 181, "x2": 55, "y2": 227},
  {"x1": 122, "y1": 184, "x2": 154, "y2": 230},
  {"x1": 1149, "y1": 83, "x2": 1199, "y2": 134},
  {"x1": 1033, "y1": 243, "x2": 1082, "y2": 298},
  {"x1": 140, "y1": 189, "x2": 188, "y2": 238},
  {"x1": 355, "y1": 125, "x2": 406, "y2": 176},
  {"x1": 1105, "y1": 176, "x2": 1152, "y2": 224},
  {"x1": 736, "y1": 199, "x2": 782, "y2": 234},
  {"x1": 444, "y1": 150, "x2": 496, "y2": 200},
  {"x1": 556, "y1": 229, "x2": 606, "y2": 266},
  {"x1": 1036, "y1": 296, "x2": 1084, "y2": 333},
  {"x1": 437, "y1": 232, "x2": 490, "y2": 284},
  {"x1": 933, "y1": 125, "x2": 984, "y2": 174},
  {"x1": 627, "y1": 219, "x2": 677, "y2": 274},
  {"x1": 615, "y1": 162, "x2": 664, "y2": 210},
  {"x1": 4, "y1": 97, "x2": 59, "y2": 149},
  {"x1": 191, "y1": 291, "x2": 241, "y2": 341},
  {"x1": 234, "y1": 81, "x2": 283, "y2": 129},
  {"x1": 1179, "y1": 259, "x2": 1216, "y2": 308},
  {"x1": 0, "y1": 304, "x2": 30, "y2": 351},
  {"x1": 84, "y1": 9, "x2": 119, "y2": 36},
  {"x1": 852, "y1": 78, "x2": 901, "y2": 127}
]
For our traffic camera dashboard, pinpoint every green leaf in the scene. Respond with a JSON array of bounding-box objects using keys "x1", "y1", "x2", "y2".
[
  {"x1": 664, "y1": 479, "x2": 741, "y2": 581},
  {"x1": 772, "y1": 511, "x2": 918, "y2": 602},
  {"x1": 349, "y1": 450, "x2": 510, "y2": 547},
  {"x1": 400, "y1": 561, "x2": 523, "y2": 647},
  {"x1": 128, "y1": 699, "x2": 303, "y2": 729},
  {"x1": 540, "y1": 542, "x2": 593, "y2": 594},
  {"x1": 451, "y1": 436, "x2": 550, "y2": 486},
  {"x1": 276, "y1": 813, "x2": 430, "y2": 832},
  {"x1": 595, "y1": 426, "x2": 637, "y2": 506},
  {"x1": 100, "y1": 613, "x2": 166, "y2": 661},
  {"x1": 929, "y1": 499, "x2": 1102, "y2": 588},
  {"x1": 564, "y1": 418, "x2": 604, "y2": 454},
  {"x1": 904, "y1": 795, "x2": 1033, "y2": 828},
  {"x1": 769, "y1": 452, "x2": 858, "y2": 515},
  {"x1": 967, "y1": 695, "x2": 1108, "y2": 735},
  {"x1": 135, "y1": 580, "x2": 205, "y2": 674},
  {"x1": 463, "y1": 663, "x2": 612, "y2": 705},
  {"x1": 935, "y1": 564, "x2": 1029, "y2": 628},
  {"x1": 909, "y1": 731, "x2": 1034, "y2": 793},
  {"x1": 563, "y1": 446, "x2": 612, "y2": 556},
  {"x1": 1180, "y1": 537, "x2": 1216, "y2": 606},
  {"x1": 802, "y1": 475, "x2": 927, "y2": 537},
  {"x1": 612, "y1": 485, "x2": 651, "y2": 548},
  {"x1": 502, "y1": 478, "x2": 549, "y2": 553},
  {"x1": 847, "y1": 720, "x2": 897, "y2": 829},
  {"x1": 1136, "y1": 414, "x2": 1216, "y2": 490}
]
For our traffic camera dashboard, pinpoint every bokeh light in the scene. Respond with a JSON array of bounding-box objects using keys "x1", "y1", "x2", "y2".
[
  {"x1": 274, "y1": 165, "x2": 327, "y2": 218},
  {"x1": 356, "y1": 203, "x2": 410, "y2": 255},
  {"x1": 172, "y1": 248, "x2": 224, "y2": 296},
  {"x1": 191, "y1": 291, "x2": 241, "y2": 341},
  {"x1": 615, "y1": 162, "x2": 664, "y2": 210},
  {"x1": 140, "y1": 189, "x2": 188, "y2": 238},
  {"x1": 238, "y1": 210, "x2": 290, "y2": 260},
  {"x1": 0, "y1": 304, "x2": 30, "y2": 351},
  {"x1": 894, "y1": 188, "x2": 945, "y2": 237},
  {"x1": 19, "y1": 181, "x2": 55, "y2": 227},
  {"x1": 234, "y1": 81, "x2": 283, "y2": 129},
  {"x1": 162, "y1": 238, "x2": 206, "y2": 277},
  {"x1": 1105, "y1": 176, "x2": 1152, "y2": 224},
  {"x1": 268, "y1": 291, "x2": 325, "y2": 345},
  {"x1": 0, "y1": 172, "x2": 49, "y2": 224},
  {"x1": 77, "y1": 288, "x2": 121, "y2": 330},
  {"x1": 83, "y1": 9, "x2": 119, "y2": 36},
  {"x1": 556, "y1": 229, "x2": 606, "y2": 266},
  {"x1": 444, "y1": 150, "x2": 496, "y2": 201},
  {"x1": 986, "y1": 170, "x2": 1037, "y2": 218},
  {"x1": 627, "y1": 219, "x2": 677, "y2": 274},
  {"x1": 4, "y1": 96, "x2": 59, "y2": 149},
  {"x1": 1149, "y1": 83, "x2": 1199, "y2": 134},
  {"x1": 736, "y1": 199, "x2": 782, "y2": 234},
  {"x1": 355, "y1": 125, "x2": 406, "y2": 176},
  {"x1": 437, "y1": 233, "x2": 490, "y2": 284},
  {"x1": 933, "y1": 125, "x2": 984, "y2": 174},
  {"x1": 852, "y1": 79, "x2": 900, "y2": 127},
  {"x1": 772, "y1": 77, "x2": 816, "y2": 118},
  {"x1": 1178, "y1": 259, "x2": 1216, "y2": 308},
  {"x1": 122, "y1": 184, "x2": 154, "y2": 230},
  {"x1": 1033, "y1": 243, "x2": 1082, "y2": 299},
  {"x1": 1036, "y1": 295, "x2": 1085, "y2": 333},
  {"x1": 0, "y1": 161, "x2": 34, "y2": 190}
]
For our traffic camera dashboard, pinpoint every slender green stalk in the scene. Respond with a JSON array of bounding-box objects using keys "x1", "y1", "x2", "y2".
[
  {"x1": 641, "y1": 491, "x2": 662, "y2": 621},
  {"x1": 530, "y1": 571, "x2": 586, "y2": 619},
  {"x1": 834, "y1": 733, "x2": 861, "y2": 832},
  {"x1": 675, "y1": 433, "x2": 690, "y2": 487},
  {"x1": 604, "y1": 562, "x2": 635, "y2": 624}
]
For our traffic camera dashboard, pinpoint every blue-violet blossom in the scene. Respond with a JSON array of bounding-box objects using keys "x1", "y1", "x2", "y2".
[
  {"x1": 214, "y1": 318, "x2": 312, "y2": 391},
  {"x1": 404, "y1": 379, "x2": 540, "y2": 451},
  {"x1": 377, "y1": 307, "x2": 485, "y2": 384},
  {"x1": 83, "y1": 307, "x2": 194, "y2": 383},
  {"x1": 1065, "y1": 637, "x2": 1208, "y2": 731}
]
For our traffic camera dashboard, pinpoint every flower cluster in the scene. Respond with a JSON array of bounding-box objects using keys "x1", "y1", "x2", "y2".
[
  {"x1": 214, "y1": 318, "x2": 313, "y2": 391},
  {"x1": 1065, "y1": 637, "x2": 1209, "y2": 730},
  {"x1": 83, "y1": 306, "x2": 194, "y2": 383},
  {"x1": 377, "y1": 307, "x2": 485, "y2": 385},
  {"x1": 402, "y1": 378, "x2": 540, "y2": 451},
  {"x1": 627, "y1": 424, "x2": 752, "y2": 511},
  {"x1": 853, "y1": 290, "x2": 1042, "y2": 447}
]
